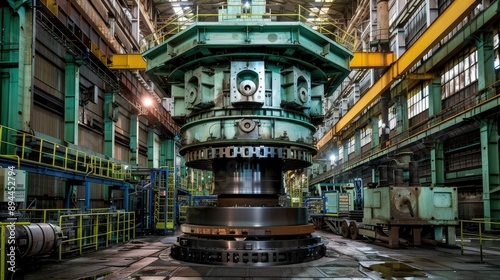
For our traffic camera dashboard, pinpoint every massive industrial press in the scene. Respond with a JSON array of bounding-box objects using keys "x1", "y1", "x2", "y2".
[{"x1": 143, "y1": 0, "x2": 353, "y2": 265}]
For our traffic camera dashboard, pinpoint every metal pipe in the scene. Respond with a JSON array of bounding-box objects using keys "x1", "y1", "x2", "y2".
[
  {"x1": 421, "y1": 237, "x2": 438, "y2": 247},
  {"x1": 374, "y1": 228, "x2": 409, "y2": 247},
  {"x1": 375, "y1": 234, "x2": 410, "y2": 247}
]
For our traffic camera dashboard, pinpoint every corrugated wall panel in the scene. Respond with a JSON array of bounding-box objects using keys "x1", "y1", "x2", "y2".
[
  {"x1": 32, "y1": 105, "x2": 64, "y2": 139},
  {"x1": 78, "y1": 128, "x2": 104, "y2": 154},
  {"x1": 115, "y1": 143, "x2": 130, "y2": 162},
  {"x1": 139, "y1": 154, "x2": 148, "y2": 166}
]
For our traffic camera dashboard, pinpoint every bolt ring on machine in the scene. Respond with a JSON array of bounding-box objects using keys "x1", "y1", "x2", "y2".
[{"x1": 143, "y1": 0, "x2": 353, "y2": 266}]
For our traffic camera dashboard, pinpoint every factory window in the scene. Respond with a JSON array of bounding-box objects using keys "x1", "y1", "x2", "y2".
[
  {"x1": 408, "y1": 85, "x2": 429, "y2": 118},
  {"x1": 347, "y1": 135, "x2": 355, "y2": 155},
  {"x1": 404, "y1": 4, "x2": 426, "y2": 48},
  {"x1": 338, "y1": 144, "x2": 344, "y2": 162},
  {"x1": 441, "y1": 51, "x2": 477, "y2": 99},
  {"x1": 359, "y1": 73, "x2": 371, "y2": 95},
  {"x1": 388, "y1": 104, "x2": 397, "y2": 130},
  {"x1": 360, "y1": 126, "x2": 372, "y2": 147}
]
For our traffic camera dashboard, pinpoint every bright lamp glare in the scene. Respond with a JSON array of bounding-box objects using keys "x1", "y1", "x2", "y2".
[{"x1": 143, "y1": 97, "x2": 153, "y2": 107}]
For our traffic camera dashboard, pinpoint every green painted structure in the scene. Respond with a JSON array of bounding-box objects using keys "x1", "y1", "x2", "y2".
[{"x1": 143, "y1": 0, "x2": 353, "y2": 174}]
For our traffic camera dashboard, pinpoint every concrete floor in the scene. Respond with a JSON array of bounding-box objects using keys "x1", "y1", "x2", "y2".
[{"x1": 23, "y1": 230, "x2": 500, "y2": 279}]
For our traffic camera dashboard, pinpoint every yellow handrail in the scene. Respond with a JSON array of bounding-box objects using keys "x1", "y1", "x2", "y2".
[
  {"x1": 0, "y1": 125, "x2": 131, "y2": 181},
  {"x1": 140, "y1": 4, "x2": 357, "y2": 53},
  {"x1": 57, "y1": 211, "x2": 135, "y2": 260},
  {"x1": 460, "y1": 219, "x2": 500, "y2": 262}
]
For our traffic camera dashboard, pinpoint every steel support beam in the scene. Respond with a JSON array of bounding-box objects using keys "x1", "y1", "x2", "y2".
[
  {"x1": 83, "y1": 181, "x2": 91, "y2": 210},
  {"x1": 104, "y1": 92, "x2": 115, "y2": 158},
  {"x1": 317, "y1": 0, "x2": 480, "y2": 150},
  {"x1": 476, "y1": 31, "x2": 496, "y2": 92},
  {"x1": 350, "y1": 52, "x2": 395, "y2": 69},
  {"x1": 109, "y1": 54, "x2": 146, "y2": 70},
  {"x1": 480, "y1": 118, "x2": 499, "y2": 231},
  {"x1": 161, "y1": 139, "x2": 175, "y2": 168},
  {"x1": 431, "y1": 140, "x2": 445, "y2": 186},
  {"x1": 130, "y1": 114, "x2": 139, "y2": 165},
  {"x1": 147, "y1": 129, "x2": 155, "y2": 168},
  {"x1": 64, "y1": 54, "x2": 82, "y2": 145},
  {"x1": 0, "y1": 4, "x2": 32, "y2": 132},
  {"x1": 428, "y1": 77, "x2": 442, "y2": 116}
]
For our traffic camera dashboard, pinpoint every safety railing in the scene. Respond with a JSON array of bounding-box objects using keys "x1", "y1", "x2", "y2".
[
  {"x1": 20, "y1": 208, "x2": 81, "y2": 223},
  {"x1": 57, "y1": 211, "x2": 135, "y2": 260},
  {"x1": 140, "y1": 4, "x2": 357, "y2": 53},
  {"x1": 20, "y1": 208, "x2": 115, "y2": 223},
  {"x1": 460, "y1": 219, "x2": 500, "y2": 262},
  {"x1": 0, "y1": 125, "x2": 131, "y2": 181}
]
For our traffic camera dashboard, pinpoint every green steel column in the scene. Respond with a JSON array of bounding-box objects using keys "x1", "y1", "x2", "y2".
[
  {"x1": 0, "y1": 2, "x2": 32, "y2": 131},
  {"x1": 161, "y1": 139, "x2": 175, "y2": 168},
  {"x1": 371, "y1": 117, "x2": 379, "y2": 147},
  {"x1": 64, "y1": 54, "x2": 83, "y2": 144},
  {"x1": 476, "y1": 31, "x2": 497, "y2": 229},
  {"x1": 430, "y1": 140, "x2": 445, "y2": 186},
  {"x1": 103, "y1": 92, "x2": 115, "y2": 158},
  {"x1": 480, "y1": 118, "x2": 499, "y2": 230},
  {"x1": 129, "y1": 113, "x2": 139, "y2": 165},
  {"x1": 147, "y1": 129, "x2": 155, "y2": 168},
  {"x1": 372, "y1": 168, "x2": 378, "y2": 187},
  {"x1": 428, "y1": 78, "x2": 442, "y2": 116},
  {"x1": 354, "y1": 129, "x2": 361, "y2": 157},
  {"x1": 394, "y1": 95, "x2": 408, "y2": 135},
  {"x1": 476, "y1": 31, "x2": 495, "y2": 93}
]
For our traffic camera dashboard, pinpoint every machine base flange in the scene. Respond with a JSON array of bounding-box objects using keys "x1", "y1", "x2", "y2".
[{"x1": 170, "y1": 234, "x2": 326, "y2": 266}]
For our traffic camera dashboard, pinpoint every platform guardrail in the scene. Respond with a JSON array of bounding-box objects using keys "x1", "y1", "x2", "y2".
[
  {"x1": 140, "y1": 4, "x2": 357, "y2": 53},
  {"x1": 460, "y1": 219, "x2": 500, "y2": 262},
  {"x1": 0, "y1": 125, "x2": 131, "y2": 181},
  {"x1": 57, "y1": 211, "x2": 135, "y2": 260}
]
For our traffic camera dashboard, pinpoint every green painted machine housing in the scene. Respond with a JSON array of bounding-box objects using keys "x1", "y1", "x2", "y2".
[
  {"x1": 143, "y1": 2, "x2": 352, "y2": 171},
  {"x1": 363, "y1": 186, "x2": 459, "y2": 226}
]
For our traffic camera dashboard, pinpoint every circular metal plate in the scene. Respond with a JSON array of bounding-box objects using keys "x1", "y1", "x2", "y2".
[
  {"x1": 186, "y1": 207, "x2": 309, "y2": 227},
  {"x1": 170, "y1": 234, "x2": 326, "y2": 266}
]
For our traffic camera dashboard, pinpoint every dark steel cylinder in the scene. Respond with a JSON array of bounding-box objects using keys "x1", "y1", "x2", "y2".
[
  {"x1": 379, "y1": 165, "x2": 388, "y2": 185},
  {"x1": 186, "y1": 206, "x2": 309, "y2": 227},
  {"x1": 394, "y1": 169, "x2": 404, "y2": 184},
  {"x1": 213, "y1": 158, "x2": 283, "y2": 195},
  {"x1": 409, "y1": 161, "x2": 419, "y2": 185}
]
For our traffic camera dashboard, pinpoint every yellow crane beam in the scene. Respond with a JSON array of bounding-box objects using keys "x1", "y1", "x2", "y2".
[
  {"x1": 108, "y1": 54, "x2": 146, "y2": 70},
  {"x1": 317, "y1": 0, "x2": 480, "y2": 150},
  {"x1": 350, "y1": 52, "x2": 396, "y2": 69}
]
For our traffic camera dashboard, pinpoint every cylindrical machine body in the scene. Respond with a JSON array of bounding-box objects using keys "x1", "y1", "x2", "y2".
[
  {"x1": 186, "y1": 207, "x2": 308, "y2": 227},
  {"x1": 213, "y1": 158, "x2": 283, "y2": 195},
  {"x1": 377, "y1": 0, "x2": 389, "y2": 41}
]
